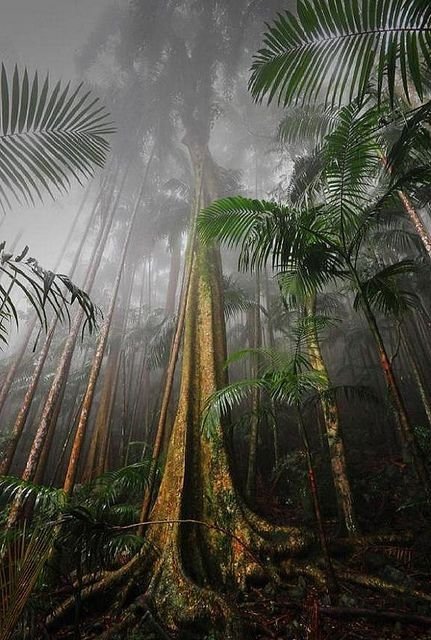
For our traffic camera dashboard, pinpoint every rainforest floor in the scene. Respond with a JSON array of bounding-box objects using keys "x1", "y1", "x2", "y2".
[{"x1": 47, "y1": 474, "x2": 431, "y2": 640}]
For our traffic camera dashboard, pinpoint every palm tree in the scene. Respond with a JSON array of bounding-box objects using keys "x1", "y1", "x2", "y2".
[{"x1": 198, "y1": 100, "x2": 430, "y2": 494}]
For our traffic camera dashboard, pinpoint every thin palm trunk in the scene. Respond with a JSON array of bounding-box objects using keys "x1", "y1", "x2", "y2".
[
  {"x1": 246, "y1": 273, "x2": 261, "y2": 501},
  {"x1": 93, "y1": 352, "x2": 121, "y2": 477},
  {"x1": 5, "y1": 167, "x2": 129, "y2": 530},
  {"x1": 305, "y1": 296, "x2": 357, "y2": 535},
  {"x1": 0, "y1": 183, "x2": 107, "y2": 475},
  {"x1": 0, "y1": 325, "x2": 56, "y2": 475},
  {"x1": 263, "y1": 268, "x2": 280, "y2": 469},
  {"x1": 401, "y1": 327, "x2": 431, "y2": 429},
  {"x1": 165, "y1": 237, "x2": 182, "y2": 316},
  {"x1": 297, "y1": 404, "x2": 337, "y2": 596},
  {"x1": 0, "y1": 184, "x2": 92, "y2": 425},
  {"x1": 0, "y1": 322, "x2": 36, "y2": 426},
  {"x1": 33, "y1": 375, "x2": 67, "y2": 485},
  {"x1": 63, "y1": 167, "x2": 149, "y2": 493},
  {"x1": 354, "y1": 274, "x2": 430, "y2": 492}
]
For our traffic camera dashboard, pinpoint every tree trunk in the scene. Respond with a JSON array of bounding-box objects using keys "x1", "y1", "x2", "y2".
[
  {"x1": 165, "y1": 236, "x2": 182, "y2": 316},
  {"x1": 5, "y1": 168, "x2": 129, "y2": 530},
  {"x1": 63, "y1": 165, "x2": 148, "y2": 493},
  {"x1": 356, "y1": 284, "x2": 430, "y2": 492},
  {"x1": 401, "y1": 326, "x2": 431, "y2": 429},
  {"x1": 297, "y1": 405, "x2": 337, "y2": 596},
  {"x1": 245, "y1": 273, "x2": 261, "y2": 501},
  {"x1": 305, "y1": 296, "x2": 357, "y2": 536},
  {"x1": 93, "y1": 352, "x2": 122, "y2": 477},
  {"x1": 0, "y1": 182, "x2": 93, "y2": 427},
  {"x1": 142, "y1": 140, "x2": 308, "y2": 637}
]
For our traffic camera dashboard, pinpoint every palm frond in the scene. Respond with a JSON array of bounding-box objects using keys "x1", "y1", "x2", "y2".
[
  {"x1": 201, "y1": 378, "x2": 268, "y2": 438},
  {"x1": 0, "y1": 521, "x2": 54, "y2": 640},
  {"x1": 0, "y1": 475, "x2": 66, "y2": 520},
  {"x1": 279, "y1": 104, "x2": 341, "y2": 146},
  {"x1": 83, "y1": 461, "x2": 151, "y2": 508},
  {"x1": 0, "y1": 65, "x2": 114, "y2": 210},
  {"x1": 249, "y1": 0, "x2": 431, "y2": 107},
  {"x1": 355, "y1": 259, "x2": 420, "y2": 317},
  {"x1": 223, "y1": 276, "x2": 265, "y2": 320},
  {"x1": 199, "y1": 196, "x2": 341, "y2": 276},
  {"x1": 321, "y1": 102, "x2": 383, "y2": 234},
  {"x1": 0, "y1": 243, "x2": 98, "y2": 343}
]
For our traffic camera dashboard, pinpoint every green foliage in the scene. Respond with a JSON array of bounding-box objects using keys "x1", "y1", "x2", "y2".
[
  {"x1": 0, "y1": 64, "x2": 113, "y2": 211},
  {"x1": 354, "y1": 259, "x2": 420, "y2": 317},
  {"x1": 0, "y1": 242, "x2": 98, "y2": 344},
  {"x1": 0, "y1": 521, "x2": 54, "y2": 640},
  {"x1": 202, "y1": 318, "x2": 331, "y2": 437},
  {"x1": 249, "y1": 0, "x2": 431, "y2": 108},
  {"x1": 0, "y1": 462, "x2": 150, "y2": 570}
]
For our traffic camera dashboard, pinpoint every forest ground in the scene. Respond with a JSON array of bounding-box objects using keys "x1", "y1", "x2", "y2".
[{"x1": 48, "y1": 456, "x2": 431, "y2": 640}]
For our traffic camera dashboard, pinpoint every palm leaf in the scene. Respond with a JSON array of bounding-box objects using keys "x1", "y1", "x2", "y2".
[
  {"x1": 199, "y1": 196, "x2": 345, "y2": 298},
  {"x1": 0, "y1": 521, "x2": 55, "y2": 640},
  {"x1": 355, "y1": 259, "x2": 420, "y2": 316},
  {"x1": 0, "y1": 65, "x2": 114, "y2": 209},
  {"x1": 278, "y1": 104, "x2": 341, "y2": 146},
  {"x1": 0, "y1": 244, "x2": 98, "y2": 343},
  {"x1": 250, "y1": 0, "x2": 431, "y2": 107},
  {"x1": 321, "y1": 102, "x2": 383, "y2": 234}
]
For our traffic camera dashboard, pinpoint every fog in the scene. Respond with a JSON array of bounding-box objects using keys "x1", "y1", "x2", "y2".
[
  {"x1": 1, "y1": 3, "x2": 431, "y2": 639},
  {"x1": 0, "y1": 0, "x2": 115, "y2": 266}
]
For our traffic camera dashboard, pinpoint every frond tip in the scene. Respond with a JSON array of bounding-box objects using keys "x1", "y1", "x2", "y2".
[{"x1": 0, "y1": 64, "x2": 114, "y2": 210}]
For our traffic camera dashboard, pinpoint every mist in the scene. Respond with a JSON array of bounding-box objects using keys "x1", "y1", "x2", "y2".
[{"x1": 1, "y1": 2, "x2": 431, "y2": 639}]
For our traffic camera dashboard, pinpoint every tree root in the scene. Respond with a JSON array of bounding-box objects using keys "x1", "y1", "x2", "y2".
[
  {"x1": 337, "y1": 568, "x2": 431, "y2": 602},
  {"x1": 46, "y1": 551, "x2": 145, "y2": 629},
  {"x1": 147, "y1": 548, "x2": 243, "y2": 640},
  {"x1": 280, "y1": 560, "x2": 329, "y2": 591},
  {"x1": 320, "y1": 605, "x2": 431, "y2": 627}
]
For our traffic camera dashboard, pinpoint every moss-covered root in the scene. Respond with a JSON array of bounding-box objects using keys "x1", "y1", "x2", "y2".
[
  {"x1": 46, "y1": 553, "x2": 144, "y2": 629},
  {"x1": 147, "y1": 550, "x2": 243, "y2": 640},
  {"x1": 338, "y1": 568, "x2": 431, "y2": 602}
]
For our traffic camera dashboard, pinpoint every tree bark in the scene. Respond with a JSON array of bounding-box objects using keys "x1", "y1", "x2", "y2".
[
  {"x1": 63, "y1": 165, "x2": 148, "y2": 493},
  {"x1": 305, "y1": 296, "x2": 358, "y2": 536},
  {"x1": 356, "y1": 283, "x2": 430, "y2": 492}
]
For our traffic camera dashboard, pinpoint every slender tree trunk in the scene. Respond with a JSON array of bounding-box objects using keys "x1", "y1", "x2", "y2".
[
  {"x1": 93, "y1": 352, "x2": 121, "y2": 477},
  {"x1": 263, "y1": 268, "x2": 280, "y2": 469},
  {"x1": 0, "y1": 328, "x2": 57, "y2": 475},
  {"x1": 165, "y1": 237, "x2": 182, "y2": 316},
  {"x1": 246, "y1": 273, "x2": 261, "y2": 501},
  {"x1": 401, "y1": 327, "x2": 431, "y2": 429},
  {"x1": 398, "y1": 191, "x2": 431, "y2": 259},
  {"x1": 355, "y1": 278, "x2": 430, "y2": 492},
  {"x1": 63, "y1": 167, "x2": 148, "y2": 493},
  {"x1": 297, "y1": 405, "x2": 337, "y2": 596},
  {"x1": 0, "y1": 184, "x2": 93, "y2": 426},
  {"x1": 4, "y1": 170, "x2": 129, "y2": 531},
  {"x1": 0, "y1": 322, "x2": 35, "y2": 427},
  {"x1": 33, "y1": 375, "x2": 68, "y2": 485},
  {"x1": 305, "y1": 296, "x2": 357, "y2": 536}
]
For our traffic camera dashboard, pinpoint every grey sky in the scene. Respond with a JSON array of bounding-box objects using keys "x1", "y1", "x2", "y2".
[{"x1": 0, "y1": 0, "x2": 114, "y2": 76}]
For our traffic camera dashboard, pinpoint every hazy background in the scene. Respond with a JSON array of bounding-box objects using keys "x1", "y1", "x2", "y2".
[{"x1": 0, "y1": 0, "x2": 117, "y2": 265}]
